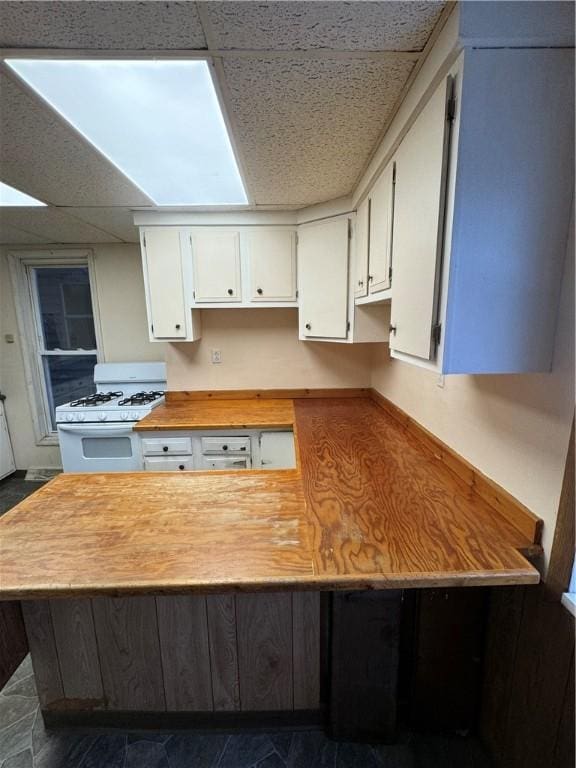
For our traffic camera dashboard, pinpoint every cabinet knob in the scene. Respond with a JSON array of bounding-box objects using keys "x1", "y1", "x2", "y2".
[
  {"x1": 222, "y1": 445, "x2": 228, "y2": 451},
  {"x1": 389, "y1": 325, "x2": 397, "y2": 335},
  {"x1": 163, "y1": 446, "x2": 169, "y2": 452},
  {"x1": 358, "y1": 280, "x2": 364, "y2": 287},
  {"x1": 305, "y1": 323, "x2": 311, "y2": 331},
  {"x1": 175, "y1": 323, "x2": 181, "y2": 330},
  {"x1": 178, "y1": 464, "x2": 185, "y2": 470},
  {"x1": 227, "y1": 288, "x2": 233, "y2": 296},
  {"x1": 257, "y1": 288, "x2": 263, "y2": 295}
]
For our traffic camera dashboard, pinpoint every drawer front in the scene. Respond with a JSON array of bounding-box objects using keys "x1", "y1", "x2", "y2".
[
  {"x1": 201, "y1": 436, "x2": 251, "y2": 455},
  {"x1": 144, "y1": 456, "x2": 195, "y2": 471},
  {"x1": 199, "y1": 456, "x2": 251, "y2": 470},
  {"x1": 141, "y1": 437, "x2": 193, "y2": 456}
]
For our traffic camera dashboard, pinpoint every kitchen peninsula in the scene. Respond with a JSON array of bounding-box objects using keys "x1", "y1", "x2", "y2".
[{"x1": 0, "y1": 393, "x2": 541, "y2": 739}]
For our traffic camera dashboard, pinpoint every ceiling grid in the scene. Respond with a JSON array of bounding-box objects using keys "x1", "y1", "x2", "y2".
[{"x1": 0, "y1": 1, "x2": 448, "y2": 244}]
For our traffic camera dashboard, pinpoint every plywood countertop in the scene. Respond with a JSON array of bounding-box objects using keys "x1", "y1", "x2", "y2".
[
  {"x1": 0, "y1": 398, "x2": 540, "y2": 599},
  {"x1": 135, "y1": 398, "x2": 294, "y2": 431}
]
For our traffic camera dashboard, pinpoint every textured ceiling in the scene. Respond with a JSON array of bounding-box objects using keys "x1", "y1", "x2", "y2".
[
  {"x1": 223, "y1": 56, "x2": 415, "y2": 205},
  {"x1": 0, "y1": 0, "x2": 447, "y2": 244},
  {"x1": 204, "y1": 1, "x2": 445, "y2": 51},
  {"x1": 0, "y1": 2, "x2": 207, "y2": 50}
]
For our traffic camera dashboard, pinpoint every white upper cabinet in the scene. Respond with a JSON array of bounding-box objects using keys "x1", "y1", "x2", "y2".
[
  {"x1": 354, "y1": 197, "x2": 369, "y2": 299},
  {"x1": 248, "y1": 230, "x2": 297, "y2": 302},
  {"x1": 389, "y1": 48, "x2": 573, "y2": 374},
  {"x1": 141, "y1": 227, "x2": 200, "y2": 342},
  {"x1": 298, "y1": 218, "x2": 350, "y2": 340},
  {"x1": 389, "y1": 76, "x2": 451, "y2": 361},
  {"x1": 191, "y1": 230, "x2": 242, "y2": 303},
  {"x1": 368, "y1": 161, "x2": 395, "y2": 296}
]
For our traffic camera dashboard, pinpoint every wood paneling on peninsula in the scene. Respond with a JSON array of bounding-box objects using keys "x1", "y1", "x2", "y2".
[{"x1": 21, "y1": 593, "x2": 321, "y2": 716}]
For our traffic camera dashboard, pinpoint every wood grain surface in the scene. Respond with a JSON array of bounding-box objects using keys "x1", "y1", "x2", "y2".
[
  {"x1": 369, "y1": 388, "x2": 543, "y2": 547},
  {"x1": 136, "y1": 399, "x2": 295, "y2": 431},
  {"x1": 206, "y1": 595, "x2": 240, "y2": 711},
  {"x1": 21, "y1": 601, "x2": 64, "y2": 707},
  {"x1": 50, "y1": 599, "x2": 103, "y2": 701},
  {"x1": 0, "y1": 398, "x2": 539, "y2": 599}
]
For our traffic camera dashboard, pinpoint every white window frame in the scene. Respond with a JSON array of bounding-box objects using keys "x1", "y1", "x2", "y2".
[{"x1": 8, "y1": 249, "x2": 104, "y2": 445}]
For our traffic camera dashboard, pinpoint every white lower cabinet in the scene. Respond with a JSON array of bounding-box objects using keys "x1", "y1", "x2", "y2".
[{"x1": 140, "y1": 429, "x2": 295, "y2": 471}]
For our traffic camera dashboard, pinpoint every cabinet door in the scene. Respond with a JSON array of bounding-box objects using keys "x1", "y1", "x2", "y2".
[
  {"x1": 260, "y1": 431, "x2": 296, "y2": 470},
  {"x1": 0, "y1": 401, "x2": 15, "y2": 481},
  {"x1": 354, "y1": 198, "x2": 369, "y2": 298},
  {"x1": 142, "y1": 227, "x2": 187, "y2": 339},
  {"x1": 191, "y1": 230, "x2": 241, "y2": 302},
  {"x1": 368, "y1": 162, "x2": 394, "y2": 294},
  {"x1": 249, "y1": 231, "x2": 297, "y2": 302},
  {"x1": 298, "y1": 218, "x2": 350, "y2": 340},
  {"x1": 390, "y1": 77, "x2": 452, "y2": 360}
]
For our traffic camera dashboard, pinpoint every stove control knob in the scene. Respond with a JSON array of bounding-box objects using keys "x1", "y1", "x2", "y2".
[
  {"x1": 120, "y1": 412, "x2": 130, "y2": 421},
  {"x1": 98, "y1": 413, "x2": 107, "y2": 422},
  {"x1": 65, "y1": 414, "x2": 74, "y2": 422},
  {"x1": 76, "y1": 413, "x2": 85, "y2": 422}
]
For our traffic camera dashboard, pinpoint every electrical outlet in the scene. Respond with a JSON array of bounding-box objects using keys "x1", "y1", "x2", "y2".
[{"x1": 211, "y1": 348, "x2": 222, "y2": 364}]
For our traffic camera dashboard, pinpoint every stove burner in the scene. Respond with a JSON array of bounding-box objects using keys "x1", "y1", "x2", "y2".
[
  {"x1": 69, "y1": 391, "x2": 123, "y2": 407},
  {"x1": 117, "y1": 391, "x2": 165, "y2": 407}
]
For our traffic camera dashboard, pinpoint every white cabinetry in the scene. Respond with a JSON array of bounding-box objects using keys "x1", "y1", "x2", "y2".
[
  {"x1": 298, "y1": 217, "x2": 350, "y2": 340},
  {"x1": 389, "y1": 76, "x2": 451, "y2": 361},
  {"x1": 0, "y1": 400, "x2": 15, "y2": 481},
  {"x1": 367, "y1": 162, "x2": 395, "y2": 296},
  {"x1": 260, "y1": 431, "x2": 296, "y2": 470},
  {"x1": 389, "y1": 48, "x2": 573, "y2": 374},
  {"x1": 248, "y1": 230, "x2": 297, "y2": 302},
  {"x1": 354, "y1": 198, "x2": 370, "y2": 299},
  {"x1": 191, "y1": 229, "x2": 242, "y2": 303},
  {"x1": 141, "y1": 227, "x2": 201, "y2": 342}
]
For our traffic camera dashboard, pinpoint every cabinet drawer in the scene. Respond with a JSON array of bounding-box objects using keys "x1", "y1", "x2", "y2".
[
  {"x1": 199, "y1": 456, "x2": 251, "y2": 470},
  {"x1": 141, "y1": 437, "x2": 193, "y2": 456},
  {"x1": 144, "y1": 456, "x2": 194, "y2": 471},
  {"x1": 201, "y1": 436, "x2": 251, "y2": 455}
]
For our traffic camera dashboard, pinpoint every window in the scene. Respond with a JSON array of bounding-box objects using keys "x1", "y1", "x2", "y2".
[
  {"x1": 9, "y1": 252, "x2": 101, "y2": 442},
  {"x1": 6, "y1": 59, "x2": 248, "y2": 206}
]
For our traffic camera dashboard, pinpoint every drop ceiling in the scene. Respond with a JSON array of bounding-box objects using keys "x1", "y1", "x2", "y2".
[{"x1": 0, "y1": 0, "x2": 449, "y2": 245}]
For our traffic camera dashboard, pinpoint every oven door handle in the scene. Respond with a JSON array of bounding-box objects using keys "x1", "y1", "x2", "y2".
[{"x1": 57, "y1": 425, "x2": 135, "y2": 438}]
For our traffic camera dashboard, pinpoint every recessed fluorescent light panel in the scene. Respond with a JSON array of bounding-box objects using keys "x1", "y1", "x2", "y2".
[
  {"x1": 6, "y1": 59, "x2": 248, "y2": 206},
  {"x1": 0, "y1": 180, "x2": 46, "y2": 206}
]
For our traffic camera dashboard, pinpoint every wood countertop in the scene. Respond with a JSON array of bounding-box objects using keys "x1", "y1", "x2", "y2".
[
  {"x1": 0, "y1": 398, "x2": 540, "y2": 599},
  {"x1": 135, "y1": 399, "x2": 294, "y2": 431}
]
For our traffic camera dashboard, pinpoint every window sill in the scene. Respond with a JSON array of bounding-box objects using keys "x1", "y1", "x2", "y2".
[{"x1": 561, "y1": 593, "x2": 576, "y2": 618}]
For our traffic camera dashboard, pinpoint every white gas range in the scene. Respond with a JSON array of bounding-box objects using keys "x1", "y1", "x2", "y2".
[{"x1": 56, "y1": 362, "x2": 166, "y2": 473}]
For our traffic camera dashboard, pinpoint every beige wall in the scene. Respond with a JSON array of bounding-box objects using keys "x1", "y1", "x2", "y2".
[
  {"x1": 0, "y1": 245, "x2": 164, "y2": 469},
  {"x1": 166, "y1": 308, "x2": 372, "y2": 390},
  {"x1": 371, "y1": 215, "x2": 575, "y2": 567}
]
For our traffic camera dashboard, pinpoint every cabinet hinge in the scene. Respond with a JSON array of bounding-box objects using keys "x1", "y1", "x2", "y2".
[
  {"x1": 347, "y1": 321, "x2": 351, "y2": 332},
  {"x1": 143, "y1": 233, "x2": 146, "y2": 248},
  {"x1": 295, "y1": 232, "x2": 299, "y2": 246},
  {"x1": 192, "y1": 290, "x2": 195, "y2": 299},
  {"x1": 446, "y1": 96, "x2": 456, "y2": 122},
  {"x1": 432, "y1": 323, "x2": 442, "y2": 347},
  {"x1": 392, "y1": 163, "x2": 397, "y2": 184},
  {"x1": 348, "y1": 222, "x2": 352, "y2": 240},
  {"x1": 388, "y1": 265, "x2": 393, "y2": 281},
  {"x1": 296, "y1": 289, "x2": 299, "y2": 298},
  {"x1": 151, "y1": 324, "x2": 154, "y2": 334}
]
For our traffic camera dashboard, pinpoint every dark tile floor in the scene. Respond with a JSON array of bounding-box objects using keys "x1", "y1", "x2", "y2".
[{"x1": 0, "y1": 476, "x2": 494, "y2": 768}]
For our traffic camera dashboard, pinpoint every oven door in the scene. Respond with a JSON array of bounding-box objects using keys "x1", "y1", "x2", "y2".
[{"x1": 57, "y1": 423, "x2": 142, "y2": 473}]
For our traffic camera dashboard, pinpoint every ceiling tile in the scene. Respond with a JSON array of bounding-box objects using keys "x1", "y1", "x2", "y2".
[
  {"x1": 0, "y1": 207, "x2": 123, "y2": 244},
  {"x1": 0, "y1": 222, "x2": 46, "y2": 245},
  {"x1": 0, "y1": 1, "x2": 207, "y2": 50},
  {"x1": 0, "y1": 71, "x2": 153, "y2": 207},
  {"x1": 222, "y1": 56, "x2": 415, "y2": 206},
  {"x1": 205, "y1": 1, "x2": 445, "y2": 51},
  {"x1": 62, "y1": 207, "x2": 140, "y2": 243}
]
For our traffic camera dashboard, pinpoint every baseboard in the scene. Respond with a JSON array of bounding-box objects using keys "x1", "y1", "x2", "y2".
[{"x1": 369, "y1": 388, "x2": 543, "y2": 548}]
